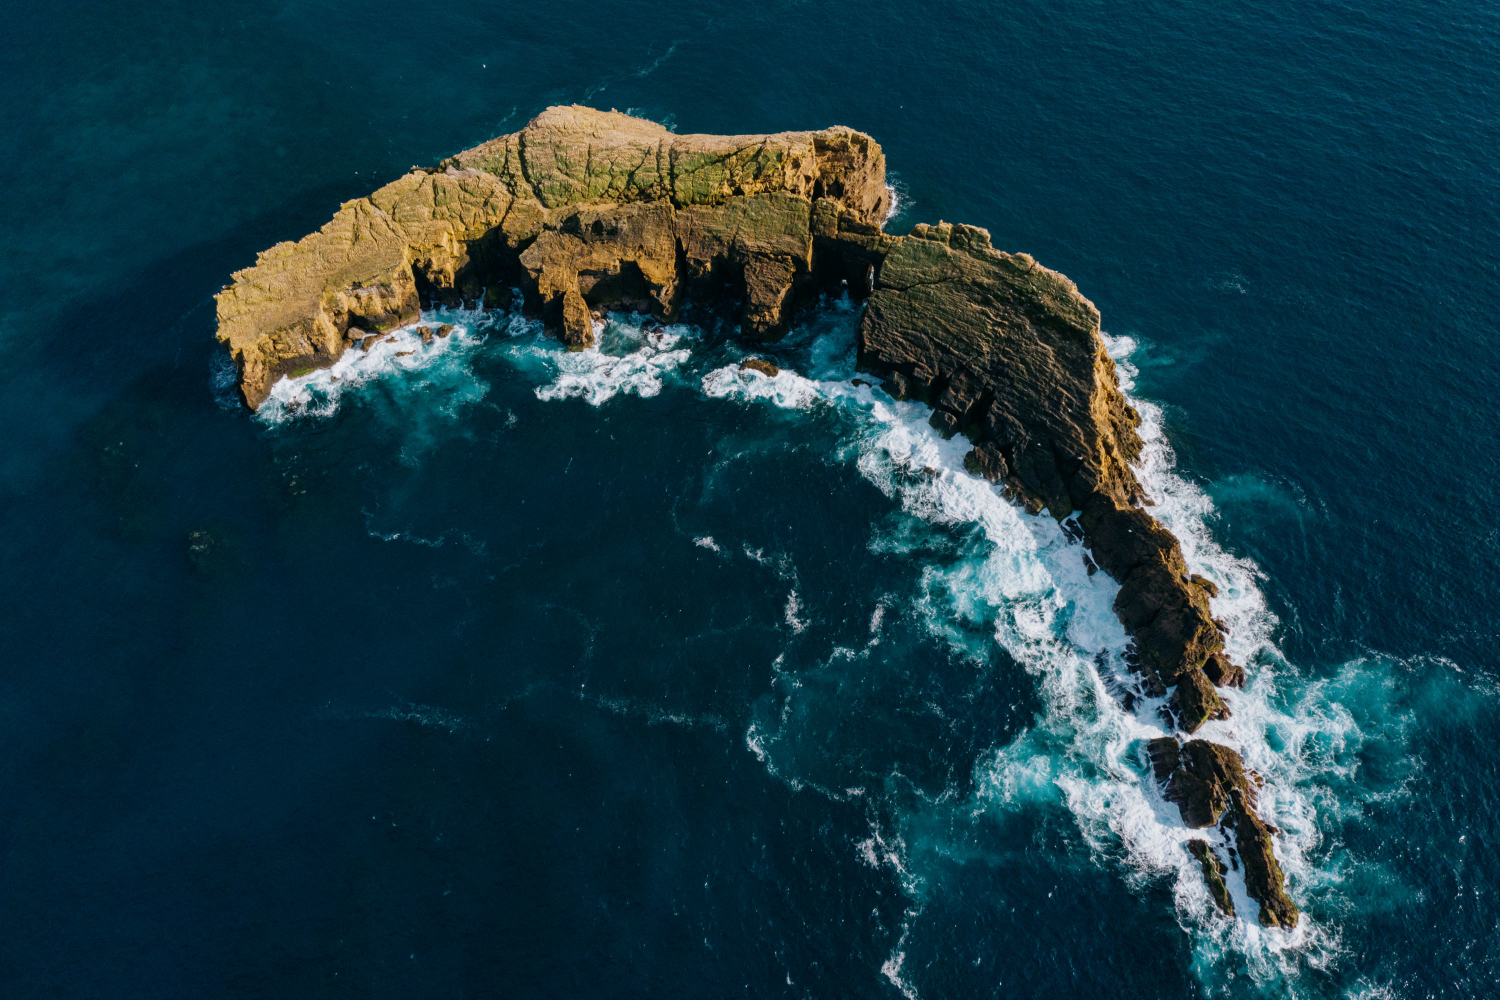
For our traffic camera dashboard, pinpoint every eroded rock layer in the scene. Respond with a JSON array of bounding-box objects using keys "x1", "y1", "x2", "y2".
[
  {"x1": 216, "y1": 105, "x2": 887, "y2": 408},
  {"x1": 854, "y1": 221, "x2": 1231, "y2": 729},
  {"x1": 216, "y1": 106, "x2": 1294, "y2": 927}
]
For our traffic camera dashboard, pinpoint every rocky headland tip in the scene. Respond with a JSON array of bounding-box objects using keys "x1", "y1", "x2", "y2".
[{"x1": 215, "y1": 105, "x2": 1297, "y2": 927}]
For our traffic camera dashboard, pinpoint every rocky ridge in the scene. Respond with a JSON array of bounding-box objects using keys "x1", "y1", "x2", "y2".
[
  {"x1": 215, "y1": 106, "x2": 1295, "y2": 926},
  {"x1": 216, "y1": 106, "x2": 886, "y2": 410}
]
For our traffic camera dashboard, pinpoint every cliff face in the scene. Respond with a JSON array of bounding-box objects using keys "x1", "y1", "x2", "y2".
[
  {"x1": 215, "y1": 107, "x2": 1295, "y2": 927},
  {"x1": 856, "y1": 222, "x2": 1228, "y2": 728},
  {"x1": 216, "y1": 106, "x2": 887, "y2": 408}
]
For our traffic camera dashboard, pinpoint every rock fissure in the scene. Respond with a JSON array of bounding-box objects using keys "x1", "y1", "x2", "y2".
[{"x1": 215, "y1": 106, "x2": 1296, "y2": 928}]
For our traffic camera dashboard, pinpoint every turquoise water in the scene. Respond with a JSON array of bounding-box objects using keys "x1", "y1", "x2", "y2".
[{"x1": 1, "y1": 2, "x2": 1497, "y2": 996}]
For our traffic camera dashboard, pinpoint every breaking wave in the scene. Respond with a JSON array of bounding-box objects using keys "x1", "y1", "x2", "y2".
[
  {"x1": 260, "y1": 294, "x2": 1409, "y2": 993},
  {"x1": 254, "y1": 303, "x2": 496, "y2": 425},
  {"x1": 683, "y1": 312, "x2": 1402, "y2": 991}
]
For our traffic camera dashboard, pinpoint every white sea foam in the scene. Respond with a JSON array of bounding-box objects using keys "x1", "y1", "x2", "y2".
[
  {"x1": 512, "y1": 314, "x2": 695, "y2": 406},
  {"x1": 693, "y1": 316, "x2": 1371, "y2": 988},
  {"x1": 784, "y1": 590, "x2": 809, "y2": 633},
  {"x1": 495, "y1": 299, "x2": 1379, "y2": 990},
  {"x1": 885, "y1": 179, "x2": 910, "y2": 224},
  {"x1": 256, "y1": 304, "x2": 495, "y2": 425}
]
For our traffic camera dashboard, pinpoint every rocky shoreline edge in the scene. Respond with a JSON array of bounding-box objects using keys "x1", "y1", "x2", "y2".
[{"x1": 215, "y1": 106, "x2": 1297, "y2": 928}]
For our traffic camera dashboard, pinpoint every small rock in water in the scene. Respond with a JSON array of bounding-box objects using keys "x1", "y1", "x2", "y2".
[
  {"x1": 928, "y1": 409, "x2": 960, "y2": 439},
  {"x1": 187, "y1": 529, "x2": 216, "y2": 574},
  {"x1": 739, "y1": 358, "x2": 780, "y2": 377},
  {"x1": 417, "y1": 325, "x2": 434, "y2": 344},
  {"x1": 436, "y1": 324, "x2": 453, "y2": 338},
  {"x1": 396, "y1": 350, "x2": 414, "y2": 357},
  {"x1": 1148, "y1": 736, "x2": 1299, "y2": 928}
]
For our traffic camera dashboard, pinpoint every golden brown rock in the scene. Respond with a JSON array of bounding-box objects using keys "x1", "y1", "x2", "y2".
[
  {"x1": 216, "y1": 106, "x2": 888, "y2": 407},
  {"x1": 854, "y1": 222, "x2": 1234, "y2": 716},
  {"x1": 739, "y1": 358, "x2": 780, "y2": 377}
]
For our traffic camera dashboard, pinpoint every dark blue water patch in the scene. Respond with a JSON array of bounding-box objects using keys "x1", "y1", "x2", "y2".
[{"x1": 4, "y1": 0, "x2": 1500, "y2": 995}]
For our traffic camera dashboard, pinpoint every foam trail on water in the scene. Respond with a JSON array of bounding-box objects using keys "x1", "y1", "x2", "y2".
[
  {"x1": 505, "y1": 313, "x2": 696, "y2": 406},
  {"x1": 255, "y1": 302, "x2": 497, "y2": 425},
  {"x1": 494, "y1": 300, "x2": 1384, "y2": 991},
  {"x1": 695, "y1": 317, "x2": 1370, "y2": 989}
]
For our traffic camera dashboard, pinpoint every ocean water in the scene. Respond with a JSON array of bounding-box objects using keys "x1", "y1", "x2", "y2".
[{"x1": 1, "y1": 2, "x2": 1497, "y2": 997}]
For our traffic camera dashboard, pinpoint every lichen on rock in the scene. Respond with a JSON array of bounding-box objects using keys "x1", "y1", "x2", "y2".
[{"x1": 216, "y1": 106, "x2": 887, "y2": 408}]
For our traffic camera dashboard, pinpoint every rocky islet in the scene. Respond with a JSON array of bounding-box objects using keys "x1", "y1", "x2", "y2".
[{"x1": 215, "y1": 106, "x2": 1296, "y2": 928}]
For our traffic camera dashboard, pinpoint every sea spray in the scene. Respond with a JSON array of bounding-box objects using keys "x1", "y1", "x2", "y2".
[
  {"x1": 257, "y1": 297, "x2": 1404, "y2": 992},
  {"x1": 254, "y1": 303, "x2": 498, "y2": 425},
  {"x1": 691, "y1": 314, "x2": 1370, "y2": 987}
]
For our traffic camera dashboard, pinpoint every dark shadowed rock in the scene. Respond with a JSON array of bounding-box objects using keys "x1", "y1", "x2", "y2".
[
  {"x1": 1203, "y1": 651, "x2": 1246, "y2": 688},
  {"x1": 1171, "y1": 665, "x2": 1231, "y2": 733},
  {"x1": 1187, "y1": 840, "x2": 1235, "y2": 917},
  {"x1": 1151, "y1": 737, "x2": 1298, "y2": 928},
  {"x1": 1147, "y1": 736, "x2": 1181, "y2": 782},
  {"x1": 854, "y1": 220, "x2": 1232, "y2": 701},
  {"x1": 1162, "y1": 739, "x2": 1248, "y2": 827},
  {"x1": 1234, "y1": 801, "x2": 1300, "y2": 928}
]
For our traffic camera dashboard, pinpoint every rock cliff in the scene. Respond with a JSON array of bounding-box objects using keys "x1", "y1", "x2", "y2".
[
  {"x1": 216, "y1": 106, "x2": 886, "y2": 408},
  {"x1": 855, "y1": 222, "x2": 1230, "y2": 732},
  {"x1": 215, "y1": 107, "x2": 1292, "y2": 926}
]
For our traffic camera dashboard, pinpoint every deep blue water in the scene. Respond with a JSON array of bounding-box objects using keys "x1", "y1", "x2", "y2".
[{"x1": 2, "y1": 1, "x2": 1498, "y2": 997}]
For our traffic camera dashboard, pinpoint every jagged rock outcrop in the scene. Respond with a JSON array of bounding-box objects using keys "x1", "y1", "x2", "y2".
[
  {"x1": 853, "y1": 221, "x2": 1234, "y2": 733},
  {"x1": 1187, "y1": 839, "x2": 1235, "y2": 918},
  {"x1": 219, "y1": 105, "x2": 1252, "y2": 729},
  {"x1": 1148, "y1": 737, "x2": 1299, "y2": 928},
  {"x1": 216, "y1": 105, "x2": 887, "y2": 408},
  {"x1": 739, "y1": 358, "x2": 781, "y2": 377},
  {"x1": 216, "y1": 107, "x2": 1288, "y2": 923}
]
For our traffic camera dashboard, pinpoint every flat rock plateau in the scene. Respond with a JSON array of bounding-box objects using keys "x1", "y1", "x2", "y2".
[{"x1": 216, "y1": 106, "x2": 1297, "y2": 928}]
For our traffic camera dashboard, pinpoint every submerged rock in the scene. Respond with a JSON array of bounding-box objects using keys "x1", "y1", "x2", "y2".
[{"x1": 187, "y1": 529, "x2": 217, "y2": 575}]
